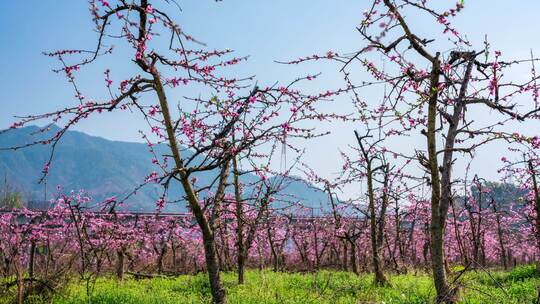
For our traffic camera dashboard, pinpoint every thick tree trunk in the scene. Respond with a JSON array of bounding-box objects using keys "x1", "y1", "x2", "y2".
[
  {"x1": 116, "y1": 250, "x2": 125, "y2": 280},
  {"x1": 348, "y1": 240, "x2": 359, "y2": 276},
  {"x1": 232, "y1": 157, "x2": 246, "y2": 284},
  {"x1": 28, "y1": 241, "x2": 36, "y2": 279},
  {"x1": 236, "y1": 247, "x2": 245, "y2": 283},
  {"x1": 529, "y1": 160, "x2": 540, "y2": 274},
  {"x1": 343, "y1": 242, "x2": 348, "y2": 271},
  {"x1": 16, "y1": 264, "x2": 23, "y2": 304},
  {"x1": 430, "y1": 219, "x2": 450, "y2": 302},
  {"x1": 426, "y1": 53, "x2": 454, "y2": 303},
  {"x1": 171, "y1": 241, "x2": 177, "y2": 270},
  {"x1": 202, "y1": 233, "x2": 226, "y2": 303},
  {"x1": 153, "y1": 71, "x2": 226, "y2": 303},
  {"x1": 429, "y1": 52, "x2": 474, "y2": 303},
  {"x1": 157, "y1": 247, "x2": 166, "y2": 274}
]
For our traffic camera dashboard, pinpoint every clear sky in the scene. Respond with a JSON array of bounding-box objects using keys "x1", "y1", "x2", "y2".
[{"x1": 1, "y1": 1, "x2": 540, "y2": 196}]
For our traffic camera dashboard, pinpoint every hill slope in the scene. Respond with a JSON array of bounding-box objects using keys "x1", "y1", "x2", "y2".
[{"x1": 0, "y1": 125, "x2": 329, "y2": 212}]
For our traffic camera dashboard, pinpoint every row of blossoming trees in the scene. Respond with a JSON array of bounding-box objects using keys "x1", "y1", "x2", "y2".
[
  {"x1": 1, "y1": 181, "x2": 539, "y2": 301},
  {"x1": 2, "y1": 0, "x2": 540, "y2": 303}
]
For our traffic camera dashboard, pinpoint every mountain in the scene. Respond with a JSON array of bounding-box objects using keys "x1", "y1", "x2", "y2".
[{"x1": 0, "y1": 125, "x2": 329, "y2": 213}]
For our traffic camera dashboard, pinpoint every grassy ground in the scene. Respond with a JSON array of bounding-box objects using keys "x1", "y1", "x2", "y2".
[{"x1": 7, "y1": 265, "x2": 540, "y2": 303}]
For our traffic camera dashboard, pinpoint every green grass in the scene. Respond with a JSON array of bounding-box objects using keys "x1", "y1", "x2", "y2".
[{"x1": 4, "y1": 266, "x2": 540, "y2": 303}]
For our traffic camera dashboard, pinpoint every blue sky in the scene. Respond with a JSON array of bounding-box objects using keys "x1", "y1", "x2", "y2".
[{"x1": 1, "y1": 1, "x2": 540, "y2": 193}]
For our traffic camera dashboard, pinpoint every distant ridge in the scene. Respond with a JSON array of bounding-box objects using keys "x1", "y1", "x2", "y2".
[{"x1": 0, "y1": 125, "x2": 330, "y2": 213}]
